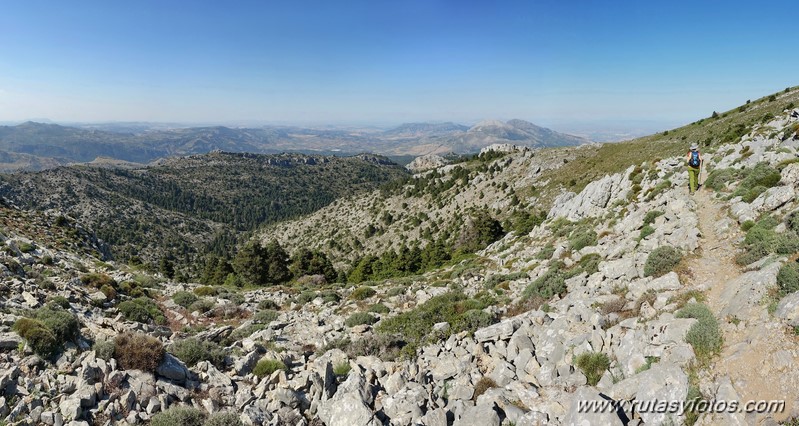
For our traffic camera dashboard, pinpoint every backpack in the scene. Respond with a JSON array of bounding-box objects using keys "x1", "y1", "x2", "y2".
[{"x1": 689, "y1": 151, "x2": 700, "y2": 167}]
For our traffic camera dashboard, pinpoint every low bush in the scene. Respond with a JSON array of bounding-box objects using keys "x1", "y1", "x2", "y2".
[
  {"x1": 253, "y1": 309, "x2": 279, "y2": 324},
  {"x1": 189, "y1": 298, "x2": 215, "y2": 313},
  {"x1": 643, "y1": 210, "x2": 664, "y2": 225},
  {"x1": 777, "y1": 261, "x2": 799, "y2": 296},
  {"x1": 638, "y1": 224, "x2": 655, "y2": 241},
  {"x1": 522, "y1": 266, "x2": 566, "y2": 300},
  {"x1": 569, "y1": 226, "x2": 598, "y2": 251},
  {"x1": 676, "y1": 303, "x2": 722, "y2": 364},
  {"x1": 577, "y1": 253, "x2": 602, "y2": 275},
  {"x1": 257, "y1": 299, "x2": 280, "y2": 310},
  {"x1": 345, "y1": 312, "x2": 378, "y2": 327},
  {"x1": 114, "y1": 333, "x2": 164, "y2": 373},
  {"x1": 13, "y1": 319, "x2": 58, "y2": 358},
  {"x1": 93, "y1": 339, "x2": 115, "y2": 361},
  {"x1": 172, "y1": 291, "x2": 199, "y2": 309},
  {"x1": 376, "y1": 292, "x2": 495, "y2": 356},
  {"x1": 253, "y1": 359, "x2": 287, "y2": 378},
  {"x1": 737, "y1": 216, "x2": 799, "y2": 265},
  {"x1": 705, "y1": 168, "x2": 738, "y2": 191},
  {"x1": 644, "y1": 246, "x2": 682, "y2": 277},
  {"x1": 320, "y1": 334, "x2": 407, "y2": 361},
  {"x1": 575, "y1": 351, "x2": 610, "y2": 386},
  {"x1": 473, "y1": 377, "x2": 497, "y2": 400},
  {"x1": 333, "y1": 362, "x2": 351, "y2": 377},
  {"x1": 536, "y1": 244, "x2": 556, "y2": 260},
  {"x1": 150, "y1": 406, "x2": 205, "y2": 426},
  {"x1": 350, "y1": 286, "x2": 376, "y2": 300},
  {"x1": 118, "y1": 297, "x2": 166, "y2": 324},
  {"x1": 80, "y1": 273, "x2": 116, "y2": 288},
  {"x1": 13, "y1": 302, "x2": 81, "y2": 358},
  {"x1": 169, "y1": 338, "x2": 225, "y2": 368},
  {"x1": 193, "y1": 286, "x2": 218, "y2": 296},
  {"x1": 47, "y1": 295, "x2": 71, "y2": 309},
  {"x1": 205, "y1": 412, "x2": 244, "y2": 426},
  {"x1": 368, "y1": 303, "x2": 390, "y2": 314}
]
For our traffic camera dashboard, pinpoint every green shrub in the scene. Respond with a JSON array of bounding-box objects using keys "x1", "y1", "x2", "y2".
[
  {"x1": 777, "y1": 262, "x2": 799, "y2": 296},
  {"x1": 333, "y1": 362, "x2": 351, "y2": 377},
  {"x1": 189, "y1": 299, "x2": 215, "y2": 313},
  {"x1": 705, "y1": 168, "x2": 738, "y2": 191},
  {"x1": 118, "y1": 297, "x2": 166, "y2": 324},
  {"x1": 18, "y1": 242, "x2": 35, "y2": 253},
  {"x1": 193, "y1": 286, "x2": 218, "y2": 296},
  {"x1": 254, "y1": 309, "x2": 279, "y2": 324},
  {"x1": 577, "y1": 253, "x2": 602, "y2": 275},
  {"x1": 569, "y1": 226, "x2": 598, "y2": 251},
  {"x1": 738, "y1": 163, "x2": 781, "y2": 191},
  {"x1": 575, "y1": 351, "x2": 610, "y2": 386},
  {"x1": 737, "y1": 216, "x2": 799, "y2": 265},
  {"x1": 150, "y1": 406, "x2": 205, "y2": 426},
  {"x1": 257, "y1": 299, "x2": 280, "y2": 310},
  {"x1": 452, "y1": 309, "x2": 494, "y2": 331},
  {"x1": 93, "y1": 339, "x2": 115, "y2": 361},
  {"x1": 741, "y1": 220, "x2": 755, "y2": 232},
  {"x1": 80, "y1": 273, "x2": 116, "y2": 288},
  {"x1": 253, "y1": 359, "x2": 287, "y2": 378},
  {"x1": 36, "y1": 303, "x2": 80, "y2": 343},
  {"x1": 320, "y1": 334, "x2": 407, "y2": 361},
  {"x1": 522, "y1": 266, "x2": 566, "y2": 300},
  {"x1": 368, "y1": 303, "x2": 390, "y2": 314},
  {"x1": 536, "y1": 244, "x2": 556, "y2": 260},
  {"x1": 114, "y1": 332, "x2": 164, "y2": 373},
  {"x1": 13, "y1": 318, "x2": 58, "y2": 358},
  {"x1": 676, "y1": 303, "x2": 722, "y2": 364},
  {"x1": 345, "y1": 312, "x2": 378, "y2": 327},
  {"x1": 47, "y1": 295, "x2": 70, "y2": 309},
  {"x1": 169, "y1": 338, "x2": 225, "y2": 368},
  {"x1": 644, "y1": 246, "x2": 682, "y2": 277},
  {"x1": 172, "y1": 291, "x2": 199, "y2": 309},
  {"x1": 643, "y1": 210, "x2": 664, "y2": 225},
  {"x1": 741, "y1": 185, "x2": 767, "y2": 203},
  {"x1": 204, "y1": 412, "x2": 244, "y2": 426},
  {"x1": 639, "y1": 224, "x2": 655, "y2": 241},
  {"x1": 376, "y1": 292, "x2": 495, "y2": 355},
  {"x1": 350, "y1": 286, "x2": 376, "y2": 300},
  {"x1": 13, "y1": 302, "x2": 81, "y2": 358}
]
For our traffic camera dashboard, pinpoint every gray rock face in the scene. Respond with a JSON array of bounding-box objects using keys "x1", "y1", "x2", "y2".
[
  {"x1": 0, "y1": 332, "x2": 22, "y2": 350},
  {"x1": 407, "y1": 154, "x2": 447, "y2": 172},
  {"x1": 317, "y1": 372, "x2": 378, "y2": 426},
  {"x1": 562, "y1": 387, "x2": 623, "y2": 426},
  {"x1": 548, "y1": 167, "x2": 632, "y2": 221},
  {"x1": 776, "y1": 291, "x2": 799, "y2": 326},
  {"x1": 781, "y1": 162, "x2": 799, "y2": 187},
  {"x1": 718, "y1": 260, "x2": 782, "y2": 318},
  {"x1": 474, "y1": 319, "x2": 518, "y2": 343},
  {"x1": 453, "y1": 402, "x2": 501, "y2": 426},
  {"x1": 751, "y1": 185, "x2": 795, "y2": 212},
  {"x1": 156, "y1": 353, "x2": 189, "y2": 384}
]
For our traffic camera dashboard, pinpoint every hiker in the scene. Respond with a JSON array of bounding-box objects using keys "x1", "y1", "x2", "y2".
[{"x1": 687, "y1": 144, "x2": 703, "y2": 194}]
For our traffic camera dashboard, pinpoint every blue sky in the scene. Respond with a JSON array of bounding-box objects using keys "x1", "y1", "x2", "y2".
[{"x1": 0, "y1": 0, "x2": 797, "y2": 131}]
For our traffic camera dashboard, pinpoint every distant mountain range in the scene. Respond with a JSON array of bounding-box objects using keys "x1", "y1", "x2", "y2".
[{"x1": 0, "y1": 119, "x2": 590, "y2": 171}]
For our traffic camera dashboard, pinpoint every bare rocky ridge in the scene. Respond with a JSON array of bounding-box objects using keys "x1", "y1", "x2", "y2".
[{"x1": 0, "y1": 105, "x2": 798, "y2": 425}]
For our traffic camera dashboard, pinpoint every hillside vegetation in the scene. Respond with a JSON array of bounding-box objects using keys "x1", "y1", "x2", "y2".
[{"x1": 0, "y1": 152, "x2": 408, "y2": 269}]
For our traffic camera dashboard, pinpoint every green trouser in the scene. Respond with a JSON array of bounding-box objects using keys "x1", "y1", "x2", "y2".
[{"x1": 688, "y1": 166, "x2": 700, "y2": 193}]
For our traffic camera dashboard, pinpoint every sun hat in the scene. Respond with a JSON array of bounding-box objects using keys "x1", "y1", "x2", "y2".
[{"x1": 690, "y1": 144, "x2": 698, "y2": 151}]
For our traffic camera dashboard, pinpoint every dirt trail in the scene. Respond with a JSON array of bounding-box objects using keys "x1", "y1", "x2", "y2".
[{"x1": 690, "y1": 185, "x2": 796, "y2": 423}]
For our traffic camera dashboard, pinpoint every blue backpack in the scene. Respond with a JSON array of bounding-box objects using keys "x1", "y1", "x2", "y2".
[{"x1": 689, "y1": 151, "x2": 700, "y2": 167}]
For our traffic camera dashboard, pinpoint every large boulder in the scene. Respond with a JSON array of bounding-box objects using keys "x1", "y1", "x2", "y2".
[
  {"x1": 318, "y1": 372, "x2": 378, "y2": 426},
  {"x1": 751, "y1": 186, "x2": 795, "y2": 212},
  {"x1": 156, "y1": 353, "x2": 189, "y2": 384},
  {"x1": 548, "y1": 167, "x2": 633, "y2": 221}
]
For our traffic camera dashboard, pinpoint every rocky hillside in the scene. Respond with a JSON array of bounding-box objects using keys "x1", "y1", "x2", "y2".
[
  {"x1": 0, "y1": 90, "x2": 798, "y2": 426},
  {"x1": 0, "y1": 152, "x2": 408, "y2": 268}
]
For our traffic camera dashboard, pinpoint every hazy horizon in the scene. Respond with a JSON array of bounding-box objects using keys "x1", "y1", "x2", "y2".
[{"x1": 2, "y1": 1, "x2": 797, "y2": 133}]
